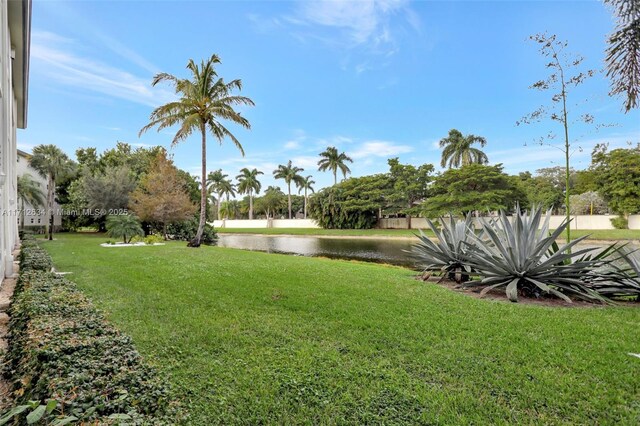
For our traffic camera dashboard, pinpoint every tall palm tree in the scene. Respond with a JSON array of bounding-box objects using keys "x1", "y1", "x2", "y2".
[
  {"x1": 236, "y1": 167, "x2": 263, "y2": 220},
  {"x1": 29, "y1": 144, "x2": 74, "y2": 240},
  {"x1": 219, "y1": 180, "x2": 236, "y2": 218},
  {"x1": 17, "y1": 173, "x2": 46, "y2": 231},
  {"x1": 139, "y1": 55, "x2": 254, "y2": 247},
  {"x1": 317, "y1": 146, "x2": 353, "y2": 185},
  {"x1": 207, "y1": 169, "x2": 229, "y2": 220},
  {"x1": 439, "y1": 129, "x2": 489, "y2": 169},
  {"x1": 297, "y1": 175, "x2": 315, "y2": 219},
  {"x1": 273, "y1": 160, "x2": 304, "y2": 219}
]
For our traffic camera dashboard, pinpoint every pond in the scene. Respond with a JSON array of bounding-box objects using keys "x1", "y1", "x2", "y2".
[
  {"x1": 216, "y1": 234, "x2": 636, "y2": 269},
  {"x1": 216, "y1": 234, "x2": 418, "y2": 267}
]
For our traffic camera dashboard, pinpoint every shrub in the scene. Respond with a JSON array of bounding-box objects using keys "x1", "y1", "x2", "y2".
[
  {"x1": 144, "y1": 234, "x2": 164, "y2": 245},
  {"x1": 166, "y1": 218, "x2": 217, "y2": 245},
  {"x1": 463, "y1": 207, "x2": 617, "y2": 303},
  {"x1": 412, "y1": 214, "x2": 475, "y2": 283},
  {"x1": 2, "y1": 241, "x2": 180, "y2": 424},
  {"x1": 611, "y1": 215, "x2": 628, "y2": 229}
]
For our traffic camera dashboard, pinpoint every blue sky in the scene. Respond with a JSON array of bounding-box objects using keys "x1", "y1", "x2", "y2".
[{"x1": 19, "y1": 0, "x2": 640, "y2": 193}]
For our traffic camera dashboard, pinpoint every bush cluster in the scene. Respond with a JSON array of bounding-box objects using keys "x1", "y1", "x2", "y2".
[
  {"x1": 166, "y1": 218, "x2": 217, "y2": 245},
  {"x1": 2, "y1": 235, "x2": 180, "y2": 424}
]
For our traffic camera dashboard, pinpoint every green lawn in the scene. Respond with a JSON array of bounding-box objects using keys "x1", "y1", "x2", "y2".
[
  {"x1": 42, "y1": 234, "x2": 640, "y2": 424},
  {"x1": 216, "y1": 227, "x2": 640, "y2": 241}
]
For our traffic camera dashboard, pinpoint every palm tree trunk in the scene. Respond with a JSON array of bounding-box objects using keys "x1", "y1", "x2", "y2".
[
  {"x1": 249, "y1": 190, "x2": 253, "y2": 220},
  {"x1": 304, "y1": 188, "x2": 308, "y2": 219},
  {"x1": 47, "y1": 175, "x2": 54, "y2": 240},
  {"x1": 217, "y1": 192, "x2": 222, "y2": 220},
  {"x1": 20, "y1": 199, "x2": 25, "y2": 231},
  {"x1": 333, "y1": 170, "x2": 337, "y2": 185},
  {"x1": 287, "y1": 182, "x2": 292, "y2": 219},
  {"x1": 192, "y1": 123, "x2": 207, "y2": 247}
]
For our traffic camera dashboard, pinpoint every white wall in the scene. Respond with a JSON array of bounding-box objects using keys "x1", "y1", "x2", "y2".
[
  {"x1": 211, "y1": 219, "x2": 320, "y2": 229},
  {"x1": 378, "y1": 215, "x2": 640, "y2": 230},
  {"x1": 16, "y1": 152, "x2": 62, "y2": 228}
]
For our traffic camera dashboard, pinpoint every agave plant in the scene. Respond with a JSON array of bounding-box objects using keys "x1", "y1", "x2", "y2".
[
  {"x1": 589, "y1": 247, "x2": 640, "y2": 301},
  {"x1": 412, "y1": 214, "x2": 475, "y2": 283},
  {"x1": 463, "y1": 207, "x2": 616, "y2": 303}
]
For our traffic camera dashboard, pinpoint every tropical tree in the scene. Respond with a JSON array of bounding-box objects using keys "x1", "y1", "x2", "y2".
[
  {"x1": 255, "y1": 186, "x2": 286, "y2": 219},
  {"x1": 220, "y1": 200, "x2": 242, "y2": 219},
  {"x1": 273, "y1": 160, "x2": 304, "y2": 219},
  {"x1": 207, "y1": 169, "x2": 228, "y2": 220},
  {"x1": 29, "y1": 144, "x2": 74, "y2": 240},
  {"x1": 438, "y1": 129, "x2": 489, "y2": 169},
  {"x1": 139, "y1": 55, "x2": 254, "y2": 247},
  {"x1": 604, "y1": 0, "x2": 640, "y2": 112},
  {"x1": 106, "y1": 214, "x2": 144, "y2": 244},
  {"x1": 317, "y1": 146, "x2": 353, "y2": 185},
  {"x1": 219, "y1": 180, "x2": 236, "y2": 218},
  {"x1": 236, "y1": 167, "x2": 263, "y2": 219},
  {"x1": 297, "y1": 175, "x2": 315, "y2": 219},
  {"x1": 17, "y1": 174, "x2": 46, "y2": 230}
]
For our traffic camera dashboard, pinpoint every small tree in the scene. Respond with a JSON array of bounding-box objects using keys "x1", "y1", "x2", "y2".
[
  {"x1": 518, "y1": 33, "x2": 603, "y2": 244},
  {"x1": 131, "y1": 152, "x2": 196, "y2": 238},
  {"x1": 106, "y1": 214, "x2": 144, "y2": 243},
  {"x1": 17, "y1": 174, "x2": 46, "y2": 230},
  {"x1": 387, "y1": 158, "x2": 434, "y2": 228}
]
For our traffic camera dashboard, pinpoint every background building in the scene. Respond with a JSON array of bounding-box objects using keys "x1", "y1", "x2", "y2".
[
  {"x1": 16, "y1": 149, "x2": 62, "y2": 230},
  {"x1": 0, "y1": 0, "x2": 31, "y2": 282}
]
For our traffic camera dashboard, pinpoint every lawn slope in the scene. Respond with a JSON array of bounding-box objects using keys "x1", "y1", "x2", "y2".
[{"x1": 43, "y1": 233, "x2": 640, "y2": 425}]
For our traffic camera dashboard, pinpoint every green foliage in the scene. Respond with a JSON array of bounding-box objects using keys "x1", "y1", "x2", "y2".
[
  {"x1": 438, "y1": 129, "x2": 488, "y2": 168},
  {"x1": 254, "y1": 186, "x2": 287, "y2": 219},
  {"x1": 591, "y1": 144, "x2": 640, "y2": 215},
  {"x1": 106, "y1": 214, "x2": 144, "y2": 243},
  {"x1": 2, "y1": 240, "x2": 178, "y2": 424},
  {"x1": 274, "y1": 160, "x2": 305, "y2": 219},
  {"x1": 569, "y1": 191, "x2": 609, "y2": 215},
  {"x1": 423, "y1": 164, "x2": 525, "y2": 217},
  {"x1": 611, "y1": 215, "x2": 629, "y2": 229},
  {"x1": 144, "y1": 234, "x2": 164, "y2": 245},
  {"x1": 166, "y1": 218, "x2": 217, "y2": 245},
  {"x1": 463, "y1": 207, "x2": 615, "y2": 303},
  {"x1": 387, "y1": 158, "x2": 433, "y2": 216},
  {"x1": 82, "y1": 166, "x2": 137, "y2": 213},
  {"x1": 317, "y1": 146, "x2": 353, "y2": 185},
  {"x1": 515, "y1": 172, "x2": 564, "y2": 212},
  {"x1": 309, "y1": 174, "x2": 390, "y2": 229},
  {"x1": 412, "y1": 215, "x2": 474, "y2": 283}
]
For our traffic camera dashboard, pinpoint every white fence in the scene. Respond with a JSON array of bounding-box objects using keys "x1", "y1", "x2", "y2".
[
  {"x1": 378, "y1": 215, "x2": 640, "y2": 230},
  {"x1": 211, "y1": 219, "x2": 320, "y2": 229}
]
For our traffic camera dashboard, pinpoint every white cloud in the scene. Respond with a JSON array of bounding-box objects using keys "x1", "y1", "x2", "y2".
[
  {"x1": 30, "y1": 31, "x2": 173, "y2": 108},
  {"x1": 284, "y1": 140, "x2": 300, "y2": 149},
  {"x1": 292, "y1": 155, "x2": 319, "y2": 169},
  {"x1": 349, "y1": 140, "x2": 413, "y2": 159}
]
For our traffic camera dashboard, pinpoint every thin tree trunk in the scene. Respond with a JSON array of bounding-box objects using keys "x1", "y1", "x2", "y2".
[
  {"x1": 333, "y1": 170, "x2": 337, "y2": 185},
  {"x1": 249, "y1": 190, "x2": 253, "y2": 220},
  {"x1": 192, "y1": 123, "x2": 207, "y2": 247},
  {"x1": 304, "y1": 188, "x2": 307, "y2": 219},
  {"x1": 558, "y1": 59, "x2": 571, "y2": 249},
  {"x1": 48, "y1": 175, "x2": 54, "y2": 240},
  {"x1": 217, "y1": 192, "x2": 222, "y2": 220},
  {"x1": 287, "y1": 182, "x2": 292, "y2": 219},
  {"x1": 20, "y1": 199, "x2": 24, "y2": 231}
]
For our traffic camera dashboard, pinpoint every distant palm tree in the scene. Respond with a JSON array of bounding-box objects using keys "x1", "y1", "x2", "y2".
[
  {"x1": 207, "y1": 169, "x2": 233, "y2": 219},
  {"x1": 297, "y1": 175, "x2": 315, "y2": 219},
  {"x1": 17, "y1": 174, "x2": 46, "y2": 230},
  {"x1": 236, "y1": 168, "x2": 263, "y2": 220},
  {"x1": 439, "y1": 129, "x2": 489, "y2": 169},
  {"x1": 29, "y1": 144, "x2": 74, "y2": 240},
  {"x1": 273, "y1": 160, "x2": 304, "y2": 219},
  {"x1": 317, "y1": 146, "x2": 353, "y2": 185},
  {"x1": 220, "y1": 180, "x2": 236, "y2": 218},
  {"x1": 139, "y1": 55, "x2": 254, "y2": 247},
  {"x1": 220, "y1": 200, "x2": 242, "y2": 219}
]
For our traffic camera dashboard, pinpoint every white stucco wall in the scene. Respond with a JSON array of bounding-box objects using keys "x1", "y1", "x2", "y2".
[{"x1": 211, "y1": 219, "x2": 320, "y2": 229}]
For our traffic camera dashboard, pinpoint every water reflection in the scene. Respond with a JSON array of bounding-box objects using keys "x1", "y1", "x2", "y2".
[
  {"x1": 216, "y1": 234, "x2": 636, "y2": 269},
  {"x1": 216, "y1": 234, "x2": 417, "y2": 267}
]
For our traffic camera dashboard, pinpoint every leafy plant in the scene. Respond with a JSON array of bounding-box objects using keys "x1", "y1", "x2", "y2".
[
  {"x1": 106, "y1": 214, "x2": 144, "y2": 243},
  {"x1": 144, "y1": 234, "x2": 164, "y2": 245},
  {"x1": 611, "y1": 215, "x2": 628, "y2": 229},
  {"x1": 166, "y1": 218, "x2": 217, "y2": 245},
  {"x1": 4, "y1": 236, "x2": 180, "y2": 424},
  {"x1": 412, "y1": 215, "x2": 475, "y2": 283},
  {"x1": 463, "y1": 207, "x2": 615, "y2": 303},
  {"x1": 590, "y1": 247, "x2": 640, "y2": 301}
]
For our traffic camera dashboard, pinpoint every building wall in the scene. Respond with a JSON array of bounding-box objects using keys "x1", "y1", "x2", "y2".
[{"x1": 0, "y1": 0, "x2": 29, "y2": 281}]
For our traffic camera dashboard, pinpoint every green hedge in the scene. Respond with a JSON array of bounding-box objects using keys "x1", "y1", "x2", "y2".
[{"x1": 2, "y1": 236, "x2": 181, "y2": 424}]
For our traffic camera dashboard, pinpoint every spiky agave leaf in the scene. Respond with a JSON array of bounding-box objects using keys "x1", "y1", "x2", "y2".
[
  {"x1": 588, "y1": 247, "x2": 640, "y2": 300},
  {"x1": 411, "y1": 214, "x2": 475, "y2": 283},
  {"x1": 463, "y1": 206, "x2": 615, "y2": 303}
]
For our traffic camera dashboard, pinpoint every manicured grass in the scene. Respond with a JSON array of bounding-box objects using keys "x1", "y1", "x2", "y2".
[
  {"x1": 216, "y1": 227, "x2": 640, "y2": 241},
  {"x1": 43, "y1": 234, "x2": 640, "y2": 424}
]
